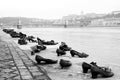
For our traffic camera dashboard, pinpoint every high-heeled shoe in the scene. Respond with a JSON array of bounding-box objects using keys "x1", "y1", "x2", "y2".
[
  {"x1": 91, "y1": 66, "x2": 114, "y2": 78},
  {"x1": 70, "y1": 50, "x2": 89, "y2": 58}
]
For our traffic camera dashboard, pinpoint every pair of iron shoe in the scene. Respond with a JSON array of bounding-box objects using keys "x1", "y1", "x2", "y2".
[
  {"x1": 19, "y1": 32, "x2": 27, "y2": 39},
  {"x1": 82, "y1": 62, "x2": 114, "y2": 79},
  {"x1": 59, "y1": 42, "x2": 71, "y2": 51},
  {"x1": 35, "y1": 55, "x2": 58, "y2": 64},
  {"x1": 31, "y1": 45, "x2": 47, "y2": 55},
  {"x1": 42, "y1": 40, "x2": 58, "y2": 45},
  {"x1": 35, "y1": 55, "x2": 72, "y2": 68},
  {"x1": 10, "y1": 32, "x2": 20, "y2": 38},
  {"x1": 56, "y1": 48, "x2": 66, "y2": 56},
  {"x1": 70, "y1": 50, "x2": 89, "y2": 58},
  {"x1": 59, "y1": 59, "x2": 72, "y2": 69},
  {"x1": 18, "y1": 38, "x2": 27, "y2": 45},
  {"x1": 26, "y1": 36, "x2": 37, "y2": 43},
  {"x1": 56, "y1": 42, "x2": 71, "y2": 56},
  {"x1": 3, "y1": 29, "x2": 14, "y2": 34},
  {"x1": 36, "y1": 45, "x2": 46, "y2": 50}
]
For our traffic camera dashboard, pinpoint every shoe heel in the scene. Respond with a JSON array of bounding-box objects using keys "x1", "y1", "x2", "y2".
[
  {"x1": 57, "y1": 53, "x2": 60, "y2": 56},
  {"x1": 83, "y1": 68, "x2": 89, "y2": 73},
  {"x1": 91, "y1": 71, "x2": 98, "y2": 79},
  {"x1": 82, "y1": 62, "x2": 91, "y2": 73},
  {"x1": 71, "y1": 54, "x2": 75, "y2": 57},
  {"x1": 31, "y1": 51, "x2": 35, "y2": 55}
]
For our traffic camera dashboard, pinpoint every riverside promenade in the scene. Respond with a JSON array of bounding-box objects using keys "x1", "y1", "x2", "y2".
[{"x1": 0, "y1": 29, "x2": 51, "y2": 80}]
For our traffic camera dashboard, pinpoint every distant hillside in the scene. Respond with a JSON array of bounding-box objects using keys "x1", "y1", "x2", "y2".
[
  {"x1": 1, "y1": 12, "x2": 120, "y2": 27},
  {"x1": 0, "y1": 17, "x2": 53, "y2": 27}
]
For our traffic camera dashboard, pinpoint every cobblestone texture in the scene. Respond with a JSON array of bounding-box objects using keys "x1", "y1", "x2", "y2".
[
  {"x1": 0, "y1": 30, "x2": 51, "y2": 80},
  {"x1": 0, "y1": 41, "x2": 21, "y2": 80}
]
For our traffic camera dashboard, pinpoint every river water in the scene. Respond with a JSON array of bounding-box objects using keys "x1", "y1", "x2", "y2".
[
  {"x1": 16, "y1": 27, "x2": 120, "y2": 80},
  {"x1": 20, "y1": 27, "x2": 120, "y2": 66}
]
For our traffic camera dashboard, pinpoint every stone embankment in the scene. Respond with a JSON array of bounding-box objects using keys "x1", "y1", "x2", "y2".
[{"x1": 0, "y1": 29, "x2": 51, "y2": 80}]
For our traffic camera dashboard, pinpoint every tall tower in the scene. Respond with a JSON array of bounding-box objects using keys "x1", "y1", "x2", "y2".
[
  {"x1": 64, "y1": 20, "x2": 67, "y2": 28},
  {"x1": 0, "y1": 23, "x2": 3, "y2": 29},
  {"x1": 17, "y1": 19, "x2": 22, "y2": 29}
]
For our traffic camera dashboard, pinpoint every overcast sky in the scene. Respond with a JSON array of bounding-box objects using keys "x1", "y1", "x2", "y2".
[{"x1": 0, "y1": 0, "x2": 119, "y2": 19}]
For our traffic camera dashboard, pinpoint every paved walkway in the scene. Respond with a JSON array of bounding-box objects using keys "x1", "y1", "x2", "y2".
[{"x1": 0, "y1": 29, "x2": 51, "y2": 80}]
